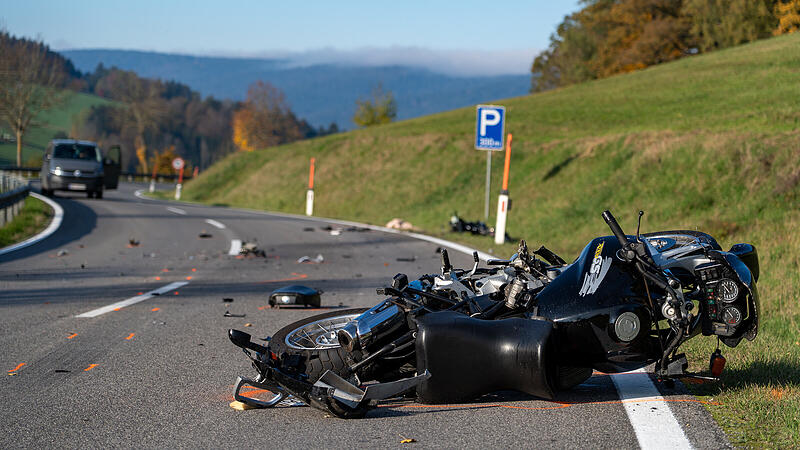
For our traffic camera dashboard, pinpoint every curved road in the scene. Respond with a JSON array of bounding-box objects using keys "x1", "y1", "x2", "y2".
[{"x1": 0, "y1": 183, "x2": 729, "y2": 448}]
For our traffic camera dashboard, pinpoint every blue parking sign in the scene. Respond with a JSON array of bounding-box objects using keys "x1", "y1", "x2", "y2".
[{"x1": 475, "y1": 105, "x2": 505, "y2": 151}]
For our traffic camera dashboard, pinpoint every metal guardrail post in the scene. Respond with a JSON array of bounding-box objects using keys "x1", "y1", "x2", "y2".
[{"x1": 0, "y1": 170, "x2": 31, "y2": 228}]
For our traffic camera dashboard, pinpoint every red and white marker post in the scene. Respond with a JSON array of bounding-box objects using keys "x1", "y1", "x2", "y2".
[
  {"x1": 494, "y1": 134, "x2": 512, "y2": 244},
  {"x1": 306, "y1": 157, "x2": 315, "y2": 216},
  {"x1": 172, "y1": 157, "x2": 185, "y2": 200}
]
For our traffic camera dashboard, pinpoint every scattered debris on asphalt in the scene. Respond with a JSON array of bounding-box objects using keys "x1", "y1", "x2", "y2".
[
  {"x1": 385, "y1": 218, "x2": 413, "y2": 231},
  {"x1": 244, "y1": 323, "x2": 253, "y2": 327},
  {"x1": 449, "y1": 212, "x2": 512, "y2": 241},
  {"x1": 54, "y1": 369, "x2": 71, "y2": 373},
  {"x1": 224, "y1": 311, "x2": 246, "y2": 318},
  {"x1": 223, "y1": 298, "x2": 234, "y2": 303},
  {"x1": 342, "y1": 254, "x2": 352, "y2": 259},
  {"x1": 127, "y1": 238, "x2": 140, "y2": 247},
  {"x1": 143, "y1": 253, "x2": 156, "y2": 258},
  {"x1": 303, "y1": 227, "x2": 315, "y2": 232},
  {"x1": 198, "y1": 230, "x2": 213, "y2": 238},
  {"x1": 240, "y1": 242, "x2": 267, "y2": 258},
  {"x1": 330, "y1": 228, "x2": 341, "y2": 236},
  {"x1": 396, "y1": 256, "x2": 416, "y2": 262},
  {"x1": 56, "y1": 250, "x2": 69, "y2": 257},
  {"x1": 297, "y1": 254, "x2": 324, "y2": 264}
]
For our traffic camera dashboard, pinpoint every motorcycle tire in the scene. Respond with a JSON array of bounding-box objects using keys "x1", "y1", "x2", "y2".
[{"x1": 268, "y1": 308, "x2": 368, "y2": 383}]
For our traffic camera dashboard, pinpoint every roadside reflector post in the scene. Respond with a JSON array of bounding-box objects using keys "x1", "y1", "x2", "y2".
[
  {"x1": 306, "y1": 157, "x2": 315, "y2": 216},
  {"x1": 173, "y1": 158, "x2": 185, "y2": 200},
  {"x1": 149, "y1": 161, "x2": 157, "y2": 193},
  {"x1": 494, "y1": 133, "x2": 512, "y2": 245}
]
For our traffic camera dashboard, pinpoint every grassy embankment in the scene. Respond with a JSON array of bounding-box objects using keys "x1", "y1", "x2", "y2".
[
  {"x1": 0, "y1": 92, "x2": 111, "y2": 166},
  {"x1": 0, "y1": 196, "x2": 53, "y2": 248},
  {"x1": 181, "y1": 34, "x2": 799, "y2": 445}
]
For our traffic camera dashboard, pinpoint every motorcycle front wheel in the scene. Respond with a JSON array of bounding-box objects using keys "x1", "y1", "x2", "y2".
[{"x1": 268, "y1": 308, "x2": 368, "y2": 383}]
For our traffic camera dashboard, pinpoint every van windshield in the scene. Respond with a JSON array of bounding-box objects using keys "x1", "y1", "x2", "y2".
[{"x1": 53, "y1": 144, "x2": 101, "y2": 162}]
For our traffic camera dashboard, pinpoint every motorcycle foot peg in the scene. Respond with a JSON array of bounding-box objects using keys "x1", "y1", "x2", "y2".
[{"x1": 233, "y1": 376, "x2": 286, "y2": 409}]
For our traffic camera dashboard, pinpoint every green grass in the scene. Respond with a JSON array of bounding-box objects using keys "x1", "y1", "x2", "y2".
[
  {"x1": 181, "y1": 34, "x2": 800, "y2": 445},
  {"x1": 0, "y1": 196, "x2": 53, "y2": 248},
  {"x1": 0, "y1": 91, "x2": 112, "y2": 166}
]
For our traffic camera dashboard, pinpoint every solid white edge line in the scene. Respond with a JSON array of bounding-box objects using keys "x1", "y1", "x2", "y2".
[
  {"x1": 228, "y1": 239, "x2": 242, "y2": 255},
  {"x1": 610, "y1": 368, "x2": 693, "y2": 449},
  {"x1": 75, "y1": 281, "x2": 189, "y2": 318},
  {"x1": 166, "y1": 207, "x2": 187, "y2": 215},
  {"x1": 204, "y1": 219, "x2": 226, "y2": 229},
  {"x1": 0, "y1": 192, "x2": 64, "y2": 256}
]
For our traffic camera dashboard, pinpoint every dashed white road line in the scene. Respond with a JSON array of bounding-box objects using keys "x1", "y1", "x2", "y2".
[
  {"x1": 228, "y1": 239, "x2": 242, "y2": 255},
  {"x1": 610, "y1": 368, "x2": 692, "y2": 449},
  {"x1": 166, "y1": 207, "x2": 187, "y2": 215},
  {"x1": 205, "y1": 219, "x2": 226, "y2": 229},
  {"x1": 75, "y1": 281, "x2": 189, "y2": 318},
  {"x1": 0, "y1": 192, "x2": 64, "y2": 256}
]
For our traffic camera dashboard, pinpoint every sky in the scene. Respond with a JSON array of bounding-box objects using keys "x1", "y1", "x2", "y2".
[{"x1": 1, "y1": 0, "x2": 581, "y2": 76}]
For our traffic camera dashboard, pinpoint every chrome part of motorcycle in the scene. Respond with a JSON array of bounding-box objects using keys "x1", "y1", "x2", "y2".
[
  {"x1": 337, "y1": 301, "x2": 404, "y2": 352},
  {"x1": 662, "y1": 300, "x2": 677, "y2": 320},
  {"x1": 233, "y1": 375, "x2": 288, "y2": 408},
  {"x1": 284, "y1": 313, "x2": 363, "y2": 350},
  {"x1": 614, "y1": 312, "x2": 641, "y2": 342},
  {"x1": 717, "y1": 279, "x2": 739, "y2": 303}
]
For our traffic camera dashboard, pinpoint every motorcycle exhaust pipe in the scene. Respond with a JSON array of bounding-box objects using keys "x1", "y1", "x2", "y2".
[{"x1": 337, "y1": 302, "x2": 406, "y2": 353}]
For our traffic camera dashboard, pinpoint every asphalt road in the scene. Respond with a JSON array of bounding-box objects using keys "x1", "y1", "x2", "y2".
[{"x1": 0, "y1": 183, "x2": 730, "y2": 448}]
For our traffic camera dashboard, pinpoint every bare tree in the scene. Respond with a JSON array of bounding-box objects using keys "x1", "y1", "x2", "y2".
[{"x1": 0, "y1": 32, "x2": 67, "y2": 165}]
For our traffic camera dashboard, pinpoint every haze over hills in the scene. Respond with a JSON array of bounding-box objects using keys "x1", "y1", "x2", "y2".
[{"x1": 62, "y1": 49, "x2": 531, "y2": 129}]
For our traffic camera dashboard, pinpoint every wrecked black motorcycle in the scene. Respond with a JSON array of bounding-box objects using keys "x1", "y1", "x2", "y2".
[{"x1": 228, "y1": 210, "x2": 759, "y2": 418}]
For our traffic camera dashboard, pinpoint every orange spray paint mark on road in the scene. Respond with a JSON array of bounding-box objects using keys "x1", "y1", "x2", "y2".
[
  {"x1": 125, "y1": 333, "x2": 135, "y2": 340},
  {"x1": 8, "y1": 363, "x2": 25, "y2": 373},
  {"x1": 185, "y1": 276, "x2": 192, "y2": 280},
  {"x1": 174, "y1": 291, "x2": 179, "y2": 295},
  {"x1": 155, "y1": 276, "x2": 161, "y2": 281},
  {"x1": 191, "y1": 268, "x2": 197, "y2": 272},
  {"x1": 137, "y1": 292, "x2": 143, "y2": 296},
  {"x1": 84, "y1": 364, "x2": 98, "y2": 372},
  {"x1": 67, "y1": 333, "x2": 78, "y2": 339},
  {"x1": 151, "y1": 307, "x2": 160, "y2": 312},
  {"x1": 113, "y1": 307, "x2": 121, "y2": 312},
  {"x1": 161, "y1": 269, "x2": 170, "y2": 272}
]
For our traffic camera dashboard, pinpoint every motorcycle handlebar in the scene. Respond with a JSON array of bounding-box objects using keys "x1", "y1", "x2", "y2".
[{"x1": 602, "y1": 210, "x2": 630, "y2": 248}]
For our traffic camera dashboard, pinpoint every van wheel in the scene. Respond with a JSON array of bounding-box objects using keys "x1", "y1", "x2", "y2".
[
  {"x1": 95, "y1": 190, "x2": 103, "y2": 199},
  {"x1": 87, "y1": 191, "x2": 94, "y2": 199}
]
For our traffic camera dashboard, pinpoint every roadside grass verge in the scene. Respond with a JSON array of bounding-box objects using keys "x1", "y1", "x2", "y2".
[
  {"x1": 180, "y1": 34, "x2": 799, "y2": 444},
  {"x1": 0, "y1": 196, "x2": 54, "y2": 248}
]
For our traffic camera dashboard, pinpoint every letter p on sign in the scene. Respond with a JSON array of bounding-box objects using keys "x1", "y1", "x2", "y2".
[{"x1": 475, "y1": 105, "x2": 505, "y2": 151}]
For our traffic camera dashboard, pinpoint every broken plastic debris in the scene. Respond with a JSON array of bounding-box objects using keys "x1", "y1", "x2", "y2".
[
  {"x1": 229, "y1": 400, "x2": 257, "y2": 411},
  {"x1": 224, "y1": 311, "x2": 246, "y2": 318},
  {"x1": 128, "y1": 238, "x2": 140, "y2": 247},
  {"x1": 244, "y1": 323, "x2": 253, "y2": 327},
  {"x1": 396, "y1": 256, "x2": 416, "y2": 262},
  {"x1": 240, "y1": 242, "x2": 266, "y2": 258},
  {"x1": 198, "y1": 230, "x2": 213, "y2": 238},
  {"x1": 303, "y1": 227, "x2": 315, "y2": 232},
  {"x1": 54, "y1": 369, "x2": 71, "y2": 373},
  {"x1": 56, "y1": 249, "x2": 69, "y2": 257},
  {"x1": 385, "y1": 218, "x2": 413, "y2": 231},
  {"x1": 297, "y1": 254, "x2": 324, "y2": 264},
  {"x1": 223, "y1": 298, "x2": 234, "y2": 303}
]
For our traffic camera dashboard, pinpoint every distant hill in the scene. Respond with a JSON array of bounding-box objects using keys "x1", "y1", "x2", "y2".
[{"x1": 61, "y1": 49, "x2": 530, "y2": 129}]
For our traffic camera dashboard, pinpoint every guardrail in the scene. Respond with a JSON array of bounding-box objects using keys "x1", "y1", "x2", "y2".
[
  {"x1": 0, "y1": 166, "x2": 193, "y2": 183},
  {"x1": 0, "y1": 171, "x2": 31, "y2": 227}
]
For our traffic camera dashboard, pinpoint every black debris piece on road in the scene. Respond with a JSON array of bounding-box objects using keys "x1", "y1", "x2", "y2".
[
  {"x1": 222, "y1": 298, "x2": 234, "y2": 303},
  {"x1": 128, "y1": 238, "x2": 140, "y2": 247},
  {"x1": 198, "y1": 230, "x2": 213, "y2": 238},
  {"x1": 396, "y1": 256, "x2": 416, "y2": 262},
  {"x1": 239, "y1": 242, "x2": 266, "y2": 258},
  {"x1": 303, "y1": 227, "x2": 315, "y2": 232},
  {"x1": 223, "y1": 311, "x2": 246, "y2": 318}
]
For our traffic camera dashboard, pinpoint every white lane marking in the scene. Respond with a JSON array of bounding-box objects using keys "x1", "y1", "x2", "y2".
[
  {"x1": 205, "y1": 219, "x2": 226, "y2": 229},
  {"x1": 166, "y1": 207, "x2": 187, "y2": 215},
  {"x1": 228, "y1": 239, "x2": 242, "y2": 256},
  {"x1": 134, "y1": 189, "x2": 147, "y2": 199},
  {"x1": 610, "y1": 368, "x2": 692, "y2": 449},
  {"x1": 75, "y1": 281, "x2": 189, "y2": 318},
  {"x1": 0, "y1": 192, "x2": 64, "y2": 256}
]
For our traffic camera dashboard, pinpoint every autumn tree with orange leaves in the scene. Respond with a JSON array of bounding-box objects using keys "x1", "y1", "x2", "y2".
[{"x1": 231, "y1": 81, "x2": 302, "y2": 152}]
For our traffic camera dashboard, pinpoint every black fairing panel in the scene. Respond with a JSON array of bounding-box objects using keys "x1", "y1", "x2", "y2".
[
  {"x1": 415, "y1": 312, "x2": 554, "y2": 403},
  {"x1": 534, "y1": 236, "x2": 658, "y2": 372}
]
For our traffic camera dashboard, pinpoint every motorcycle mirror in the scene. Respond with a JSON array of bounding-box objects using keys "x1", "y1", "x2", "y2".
[{"x1": 636, "y1": 210, "x2": 644, "y2": 241}]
